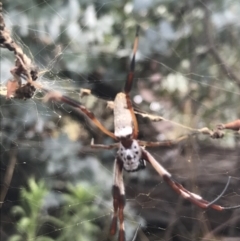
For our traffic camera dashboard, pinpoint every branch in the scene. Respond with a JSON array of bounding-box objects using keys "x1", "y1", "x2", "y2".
[
  {"x1": 217, "y1": 119, "x2": 240, "y2": 132},
  {"x1": 0, "y1": 150, "x2": 17, "y2": 208}
]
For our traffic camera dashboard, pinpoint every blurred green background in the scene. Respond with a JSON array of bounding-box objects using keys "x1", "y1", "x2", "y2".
[{"x1": 1, "y1": 0, "x2": 240, "y2": 241}]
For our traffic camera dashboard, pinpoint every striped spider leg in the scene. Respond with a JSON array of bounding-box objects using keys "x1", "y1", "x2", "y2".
[{"x1": 45, "y1": 26, "x2": 240, "y2": 241}]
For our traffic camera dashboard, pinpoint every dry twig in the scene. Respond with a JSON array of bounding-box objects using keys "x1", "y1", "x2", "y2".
[{"x1": 0, "y1": 150, "x2": 17, "y2": 208}]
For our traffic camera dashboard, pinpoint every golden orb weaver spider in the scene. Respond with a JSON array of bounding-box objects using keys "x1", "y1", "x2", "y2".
[{"x1": 44, "y1": 26, "x2": 240, "y2": 241}]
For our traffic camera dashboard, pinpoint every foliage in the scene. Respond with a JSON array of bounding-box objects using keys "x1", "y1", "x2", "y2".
[
  {"x1": 8, "y1": 178, "x2": 52, "y2": 241},
  {"x1": 56, "y1": 183, "x2": 101, "y2": 241},
  {"x1": 8, "y1": 178, "x2": 101, "y2": 241},
  {"x1": 1, "y1": 0, "x2": 240, "y2": 241}
]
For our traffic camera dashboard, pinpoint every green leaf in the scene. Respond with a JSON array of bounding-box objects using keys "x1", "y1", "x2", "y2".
[
  {"x1": 11, "y1": 205, "x2": 26, "y2": 217},
  {"x1": 18, "y1": 217, "x2": 31, "y2": 232},
  {"x1": 8, "y1": 234, "x2": 23, "y2": 241}
]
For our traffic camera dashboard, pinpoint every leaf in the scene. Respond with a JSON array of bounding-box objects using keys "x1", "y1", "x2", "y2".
[
  {"x1": 8, "y1": 234, "x2": 23, "y2": 241},
  {"x1": 18, "y1": 217, "x2": 30, "y2": 232},
  {"x1": 11, "y1": 205, "x2": 26, "y2": 217}
]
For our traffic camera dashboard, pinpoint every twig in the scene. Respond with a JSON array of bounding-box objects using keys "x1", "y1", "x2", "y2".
[
  {"x1": 0, "y1": 150, "x2": 17, "y2": 208},
  {"x1": 217, "y1": 119, "x2": 240, "y2": 131}
]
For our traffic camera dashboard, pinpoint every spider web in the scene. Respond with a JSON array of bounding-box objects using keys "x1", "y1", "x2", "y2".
[{"x1": 1, "y1": 1, "x2": 240, "y2": 241}]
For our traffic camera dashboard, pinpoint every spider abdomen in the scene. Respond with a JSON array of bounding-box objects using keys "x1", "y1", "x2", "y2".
[{"x1": 114, "y1": 92, "x2": 133, "y2": 138}]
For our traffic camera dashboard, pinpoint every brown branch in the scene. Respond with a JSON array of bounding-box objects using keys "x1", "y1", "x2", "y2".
[
  {"x1": 217, "y1": 119, "x2": 240, "y2": 131},
  {"x1": 203, "y1": 6, "x2": 240, "y2": 88},
  {"x1": 0, "y1": 150, "x2": 17, "y2": 208}
]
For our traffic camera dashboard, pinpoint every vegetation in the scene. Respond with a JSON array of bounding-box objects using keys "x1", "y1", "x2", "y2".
[
  {"x1": 1, "y1": 0, "x2": 239, "y2": 241},
  {"x1": 8, "y1": 179, "x2": 101, "y2": 241}
]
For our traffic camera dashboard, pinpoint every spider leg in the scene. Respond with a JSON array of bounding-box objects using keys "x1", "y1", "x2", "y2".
[
  {"x1": 80, "y1": 88, "x2": 91, "y2": 98},
  {"x1": 44, "y1": 90, "x2": 117, "y2": 140},
  {"x1": 135, "y1": 111, "x2": 225, "y2": 139},
  {"x1": 90, "y1": 138, "x2": 119, "y2": 150},
  {"x1": 142, "y1": 149, "x2": 240, "y2": 210},
  {"x1": 134, "y1": 111, "x2": 165, "y2": 122},
  {"x1": 123, "y1": 26, "x2": 140, "y2": 139},
  {"x1": 124, "y1": 25, "x2": 139, "y2": 94},
  {"x1": 138, "y1": 135, "x2": 188, "y2": 147},
  {"x1": 110, "y1": 158, "x2": 126, "y2": 241}
]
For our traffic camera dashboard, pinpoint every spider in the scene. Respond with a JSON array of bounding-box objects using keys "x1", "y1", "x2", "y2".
[{"x1": 44, "y1": 26, "x2": 240, "y2": 241}]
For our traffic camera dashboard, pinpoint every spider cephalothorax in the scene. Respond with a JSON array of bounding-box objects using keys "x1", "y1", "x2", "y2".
[{"x1": 118, "y1": 139, "x2": 145, "y2": 172}]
